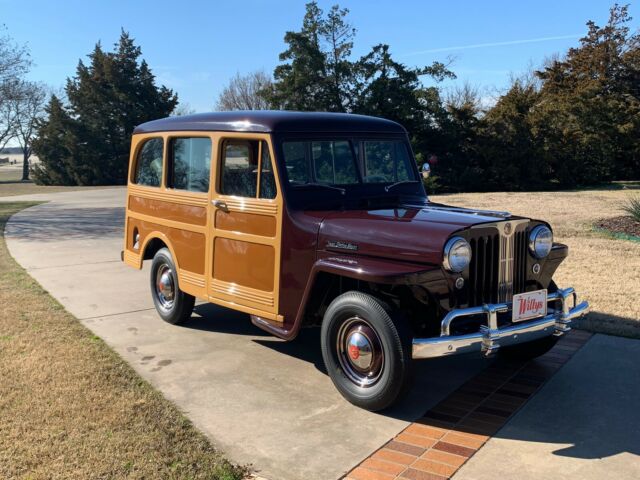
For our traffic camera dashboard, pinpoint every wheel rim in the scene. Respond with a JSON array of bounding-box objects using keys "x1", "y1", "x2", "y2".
[
  {"x1": 155, "y1": 264, "x2": 175, "y2": 309},
  {"x1": 336, "y1": 316, "x2": 384, "y2": 387}
]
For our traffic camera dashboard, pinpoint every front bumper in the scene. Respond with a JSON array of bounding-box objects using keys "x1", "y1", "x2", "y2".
[{"x1": 412, "y1": 287, "x2": 589, "y2": 359}]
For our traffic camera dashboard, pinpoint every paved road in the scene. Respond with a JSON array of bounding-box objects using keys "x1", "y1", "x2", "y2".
[{"x1": 4, "y1": 189, "x2": 487, "y2": 480}]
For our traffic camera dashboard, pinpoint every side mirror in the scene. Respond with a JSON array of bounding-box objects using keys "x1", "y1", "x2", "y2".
[{"x1": 421, "y1": 163, "x2": 431, "y2": 179}]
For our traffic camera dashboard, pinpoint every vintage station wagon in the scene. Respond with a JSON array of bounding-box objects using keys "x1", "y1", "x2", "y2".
[{"x1": 122, "y1": 111, "x2": 589, "y2": 411}]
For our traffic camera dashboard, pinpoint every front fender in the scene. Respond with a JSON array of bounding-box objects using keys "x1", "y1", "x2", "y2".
[
  {"x1": 253, "y1": 252, "x2": 439, "y2": 341},
  {"x1": 313, "y1": 251, "x2": 437, "y2": 285}
]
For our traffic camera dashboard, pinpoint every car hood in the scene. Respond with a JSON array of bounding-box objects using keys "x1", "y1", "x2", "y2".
[{"x1": 317, "y1": 203, "x2": 514, "y2": 265}]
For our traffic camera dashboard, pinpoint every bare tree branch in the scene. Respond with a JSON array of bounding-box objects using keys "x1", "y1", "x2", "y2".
[
  {"x1": 215, "y1": 71, "x2": 272, "y2": 111},
  {"x1": 8, "y1": 81, "x2": 47, "y2": 180}
]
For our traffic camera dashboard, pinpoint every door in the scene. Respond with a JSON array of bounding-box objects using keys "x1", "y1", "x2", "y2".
[{"x1": 208, "y1": 134, "x2": 283, "y2": 321}]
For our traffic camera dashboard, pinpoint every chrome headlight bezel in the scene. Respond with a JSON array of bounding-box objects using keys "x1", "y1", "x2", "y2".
[
  {"x1": 443, "y1": 236, "x2": 472, "y2": 273},
  {"x1": 529, "y1": 225, "x2": 553, "y2": 259}
]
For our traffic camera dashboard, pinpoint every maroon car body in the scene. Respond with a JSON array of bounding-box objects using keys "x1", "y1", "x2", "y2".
[{"x1": 131, "y1": 111, "x2": 589, "y2": 411}]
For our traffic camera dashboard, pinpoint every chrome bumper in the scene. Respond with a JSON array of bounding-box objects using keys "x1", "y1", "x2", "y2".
[{"x1": 412, "y1": 287, "x2": 589, "y2": 359}]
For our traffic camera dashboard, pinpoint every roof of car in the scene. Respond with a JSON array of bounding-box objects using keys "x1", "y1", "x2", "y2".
[{"x1": 133, "y1": 111, "x2": 406, "y2": 135}]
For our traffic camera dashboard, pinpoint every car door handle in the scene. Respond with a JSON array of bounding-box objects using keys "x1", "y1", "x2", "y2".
[{"x1": 212, "y1": 199, "x2": 228, "y2": 211}]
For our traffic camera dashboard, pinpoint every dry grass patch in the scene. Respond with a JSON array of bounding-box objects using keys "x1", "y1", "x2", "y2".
[
  {"x1": 0, "y1": 169, "x2": 116, "y2": 197},
  {"x1": 433, "y1": 188, "x2": 640, "y2": 338},
  {"x1": 0, "y1": 202, "x2": 248, "y2": 479}
]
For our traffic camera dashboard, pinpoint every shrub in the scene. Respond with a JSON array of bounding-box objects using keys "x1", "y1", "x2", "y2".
[{"x1": 622, "y1": 196, "x2": 640, "y2": 222}]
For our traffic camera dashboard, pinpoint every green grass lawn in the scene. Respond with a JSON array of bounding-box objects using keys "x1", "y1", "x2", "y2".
[{"x1": 0, "y1": 202, "x2": 248, "y2": 479}]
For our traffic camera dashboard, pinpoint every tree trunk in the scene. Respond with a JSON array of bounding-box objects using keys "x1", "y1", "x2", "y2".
[{"x1": 22, "y1": 149, "x2": 29, "y2": 181}]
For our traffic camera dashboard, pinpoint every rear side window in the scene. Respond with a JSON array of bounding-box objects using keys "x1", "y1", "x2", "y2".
[
  {"x1": 220, "y1": 140, "x2": 276, "y2": 199},
  {"x1": 169, "y1": 137, "x2": 211, "y2": 193},
  {"x1": 134, "y1": 138, "x2": 164, "y2": 187}
]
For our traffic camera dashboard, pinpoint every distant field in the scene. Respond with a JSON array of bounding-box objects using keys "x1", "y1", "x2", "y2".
[
  {"x1": 0, "y1": 168, "x2": 116, "y2": 197},
  {"x1": 434, "y1": 185, "x2": 640, "y2": 338}
]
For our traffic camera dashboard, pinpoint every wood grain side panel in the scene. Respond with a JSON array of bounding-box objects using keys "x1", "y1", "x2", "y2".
[
  {"x1": 126, "y1": 218, "x2": 206, "y2": 275},
  {"x1": 215, "y1": 210, "x2": 276, "y2": 237},
  {"x1": 213, "y1": 238, "x2": 274, "y2": 292},
  {"x1": 129, "y1": 195, "x2": 207, "y2": 226}
]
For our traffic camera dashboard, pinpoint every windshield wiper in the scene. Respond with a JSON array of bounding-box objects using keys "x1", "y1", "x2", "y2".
[
  {"x1": 384, "y1": 180, "x2": 419, "y2": 192},
  {"x1": 291, "y1": 183, "x2": 346, "y2": 195}
]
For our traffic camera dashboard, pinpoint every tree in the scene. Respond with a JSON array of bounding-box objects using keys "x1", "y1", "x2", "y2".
[
  {"x1": 353, "y1": 44, "x2": 453, "y2": 132},
  {"x1": 480, "y1": 78, "x2": 544, "y2": 190},
  {"x1": 264, "y1": 2, "x2": 338, "y2": 110},
  {"x1": 0, "y1": 27, "x2": 30, "y2": 83},
  {"x1": 265, "y1": 2, "x2": 454, "y2": 136},
  {"x1": 0, "y1": 27, "x2": 31, "y2": 150},
  {"x1": 9, "y1": 81, "x2": 47, "y2": 180},
  {"x1": 533, "y1": 3, "x2": 640, "y2": 186},
  {"x1": 34, "y1": 30, "x2": 178, "y2": 185},
  {"x1": 31, "y1": 95, "x2": 77, "y2": 185},
  {"x1": 215, "y1": 71, "x2": 272, "y2": 111}
]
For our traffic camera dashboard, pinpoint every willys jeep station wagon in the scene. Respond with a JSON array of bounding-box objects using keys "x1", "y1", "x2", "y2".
[{"x1": 122, "y1": 111, "x2": 589, "y2": 411}]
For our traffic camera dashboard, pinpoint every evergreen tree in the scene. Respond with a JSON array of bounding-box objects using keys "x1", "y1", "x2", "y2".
[
  {"x1": 31, "y1": 95, "x2": 77, "y2": 185},
  {"x1": 264, "y1": 2, "x2": 336, "y2": 110},
  {"x1": 481, "y1": 79, "x2": 545, "y2": 190},
  {"x1": 34, "y1": 31, "x2": 178, "y2": 185},
  {"x1": 534, "y1": 4, "x2": 640, "y2": 186}
]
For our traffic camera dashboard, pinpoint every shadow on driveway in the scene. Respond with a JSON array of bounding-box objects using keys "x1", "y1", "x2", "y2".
[
  {"x1": 187, "y1": 301, "x2": 496, "y2": 424},
  {"x1": 187, "y1": 303, "x2": 640, "y2": 462},
  {"x1": 7, "y1": 206, "x2": 125, "y2": 241}
]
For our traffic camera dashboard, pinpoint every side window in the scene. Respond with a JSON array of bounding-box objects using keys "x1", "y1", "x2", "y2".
[
  {"x1": 220, "y1": 140, "x2": 278, "y2": 199},
  {"x1": 220, "y1": 141, "x2": 258, "y2": 197},
  {"x1": 169, "y1": 137, "x2": 211, "y2": 193},
  {"x1": 134, "y1": 138, "x2": 164, "y2": 187}
]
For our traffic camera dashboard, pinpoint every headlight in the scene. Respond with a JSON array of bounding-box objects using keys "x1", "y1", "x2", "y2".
[
  {"x1": 443, "y1": 237, "x2": 471, "y2": 273},
  {"x1": 529, "y1": 225, "x2": 553, "y2": 259}
]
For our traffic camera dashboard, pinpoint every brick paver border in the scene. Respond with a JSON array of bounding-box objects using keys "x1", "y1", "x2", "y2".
[{"x1": 344, "y1": 330, "x2": 593, "y2": 480}]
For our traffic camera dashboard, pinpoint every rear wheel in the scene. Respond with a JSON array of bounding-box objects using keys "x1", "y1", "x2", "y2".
[
  {"x1": 321, "y1": 291, "x2": 412, "y2": 411},
  {"x1": 150, "y1": 248, "x2": 195, "y2": 325}
]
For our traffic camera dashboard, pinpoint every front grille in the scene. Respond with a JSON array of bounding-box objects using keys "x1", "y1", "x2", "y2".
[
  {"x1": 513, "y1": 229, "x2": 528, "y2": 296},
  {"x1": 468, "y1": 221, "x2": 529, "y2": 306},
  {"x1": 468, "y1": 234, "x2": 499, "y2": 305}
]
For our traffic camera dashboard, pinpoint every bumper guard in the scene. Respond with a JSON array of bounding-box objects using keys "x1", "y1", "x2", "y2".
[{"x1": 412, "y1": 288, "x2": 589, "y2": 359}]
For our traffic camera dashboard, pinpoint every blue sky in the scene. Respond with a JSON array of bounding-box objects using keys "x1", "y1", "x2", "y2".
[{"x1": 2, "y1": 0, "x2": 637, "y2": 111}]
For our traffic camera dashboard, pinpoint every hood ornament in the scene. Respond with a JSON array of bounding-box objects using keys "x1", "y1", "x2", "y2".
[{"x1": 504, "y1": 222, "x2": 512, "y2": 235}]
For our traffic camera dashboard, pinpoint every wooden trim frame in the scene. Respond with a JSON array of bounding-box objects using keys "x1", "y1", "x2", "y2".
[
  {"x1": 123, "y1": 130, "x2": 285, "y2": 324},
  {"x1": 209, "y1": 132, "x2": 284, "y2": 323}
]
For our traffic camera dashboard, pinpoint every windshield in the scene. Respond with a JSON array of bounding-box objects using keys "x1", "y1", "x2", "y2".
[{"x1": 282, "y1": 139, "x2": 418, "y2": 187}]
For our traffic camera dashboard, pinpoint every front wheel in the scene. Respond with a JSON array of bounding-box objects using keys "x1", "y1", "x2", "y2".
[
  {"x1": 150, "y1": 248, "x2": 195, "y2": 325},
  {"x1": 321, "y1": 292, "x2": 413, "y2": 411}
]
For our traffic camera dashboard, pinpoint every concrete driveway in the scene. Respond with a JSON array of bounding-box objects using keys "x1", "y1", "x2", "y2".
[
  {"x1": 454, "y1": 333, "x2": 640, "y2": 480},
  {"x1": 4, "y1": 189, "x2": 488, "y2": 480}
]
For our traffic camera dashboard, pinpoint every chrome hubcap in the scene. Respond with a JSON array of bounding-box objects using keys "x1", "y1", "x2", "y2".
[
  {"x1": 337, "y1": 317, "x2": 384, "y2": 387},
  {"x1": 155, "y1": 264, "x2": 175, "y2": 309}
]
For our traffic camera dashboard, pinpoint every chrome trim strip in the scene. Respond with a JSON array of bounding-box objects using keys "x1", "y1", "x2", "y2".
[
  {"x1": 419, "y1": 204, "x2": 512, "y2": 218},
  {"x1": 413, "y1": 287, "x2": 589, "y2": 359},
  {"x1": 495, "y1": 219, "x2": 529, "y2": 302}
]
